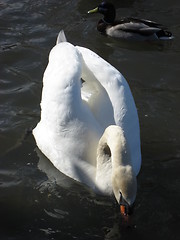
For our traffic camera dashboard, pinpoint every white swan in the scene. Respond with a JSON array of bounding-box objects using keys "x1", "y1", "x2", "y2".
[{"x1": 33, "y1": 31, "x2": 141, "y2": 215}]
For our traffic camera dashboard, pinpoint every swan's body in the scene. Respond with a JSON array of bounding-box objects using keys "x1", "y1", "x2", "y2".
[
  {"x1": 33, "y1": 31, "x2": 141, "y2": 211},
  {"x1": 88, "y1": 2, "x2": 173, "y2": 41}
]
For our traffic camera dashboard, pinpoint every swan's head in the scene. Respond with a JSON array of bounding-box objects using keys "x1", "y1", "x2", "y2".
[
  {"x1": 97, "y1": 125, "x2": 137, "y2": 216},
  {"x1": 112, "y1": 165, "x2": 137, "y2": 216}
]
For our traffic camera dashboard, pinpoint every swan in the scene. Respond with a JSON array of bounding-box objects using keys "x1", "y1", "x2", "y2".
[
  {"x1": 88, "y1": 1, "x2": 173, "y2": 40},
  {"x1": 33, "y1": 30, "x2": 141, "y2": 215}
]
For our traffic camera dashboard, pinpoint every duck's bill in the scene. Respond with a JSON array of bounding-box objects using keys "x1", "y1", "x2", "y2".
[{"x1": 88, "y1": 7, "x2": 98, "y2": 14}]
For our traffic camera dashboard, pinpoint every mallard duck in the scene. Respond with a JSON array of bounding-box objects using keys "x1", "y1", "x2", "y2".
[
  {"x1": 33, "y1": 30, "x2": 141, "y2": 215},
  {"x1": 88, "y1": 1, "x2": 173, "y2": 40}
]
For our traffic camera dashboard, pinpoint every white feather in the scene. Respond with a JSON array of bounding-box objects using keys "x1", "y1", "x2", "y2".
[{"x1": 33, "y1": 31, "x2": 141, "y2": 204}]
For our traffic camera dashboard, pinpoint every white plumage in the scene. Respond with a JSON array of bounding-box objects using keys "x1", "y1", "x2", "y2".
[{"x1": 33, "y1": 31, "x2": 141, "y2": 208}]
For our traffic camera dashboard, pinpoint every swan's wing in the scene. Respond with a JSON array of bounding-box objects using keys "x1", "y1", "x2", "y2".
[
  {"x1": 76, "y1": 46, "x2": 133, "y2": 126},
  {"x1": 78, "y1": 47, "x2": 117, "y2": 129},
  {"x1": 81, "y1": 70, "x2": 115, "y2": 129},
  {"x1": 33, "y1": 42, "x2": 102, "y2": 185},
  {"x1": 76, "y1": 46, "x2": 141, "y2": 175}
]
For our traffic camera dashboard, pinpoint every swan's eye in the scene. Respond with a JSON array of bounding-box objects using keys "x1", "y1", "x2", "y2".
[
  {"x1": 119, "y1": 191, "x2": 122, "y2": 203},
  {"x1": 103, "y1": 144, "x2": 111, "y2": 157}
]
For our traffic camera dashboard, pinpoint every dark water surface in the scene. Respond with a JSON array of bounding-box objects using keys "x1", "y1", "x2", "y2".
[{"x1": 0, "y1": 0, "x2": 180, "y2": 239}]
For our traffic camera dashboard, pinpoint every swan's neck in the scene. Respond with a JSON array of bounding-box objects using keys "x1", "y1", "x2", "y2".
[
  {"x1": 96, "y1": 125, "x2": 131, "y2": 193},
  {"x1": 97, "y1": 125, "x2": 130, "y2": 167}
]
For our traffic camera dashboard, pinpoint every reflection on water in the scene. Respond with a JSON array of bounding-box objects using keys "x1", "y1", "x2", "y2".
[{"x1": 0, "y1": 0, "x2": 180, "y2": 239}]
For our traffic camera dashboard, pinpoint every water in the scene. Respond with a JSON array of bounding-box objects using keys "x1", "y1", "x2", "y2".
[{"x1": 0, "y1": 0, "x2": 180, "y2": 239}]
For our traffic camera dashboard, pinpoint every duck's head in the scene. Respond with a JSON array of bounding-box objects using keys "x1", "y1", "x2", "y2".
[{"x1": 88, "y1": 2, "x2": 116, "y2": 24}]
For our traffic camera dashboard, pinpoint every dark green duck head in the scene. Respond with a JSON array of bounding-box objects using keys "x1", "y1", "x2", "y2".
[{"x1": 88, "y1": 1, "x2": 116, "y2": 24}]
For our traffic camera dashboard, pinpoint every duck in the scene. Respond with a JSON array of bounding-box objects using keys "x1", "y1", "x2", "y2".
[
  {"x1": 88, "y1": 1, "x2": 173, "y2": 40},
  {"x1": 33, "y1": 30, "x2": 141, "y2": 215}
]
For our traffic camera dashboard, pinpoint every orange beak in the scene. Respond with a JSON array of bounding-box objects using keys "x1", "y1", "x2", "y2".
[
  {"x1": 120, "y1": 203, "x2": 134, "y2": 216},
  {"x1": 120, "y1": 205, "x2": 126, "y2": 215}
]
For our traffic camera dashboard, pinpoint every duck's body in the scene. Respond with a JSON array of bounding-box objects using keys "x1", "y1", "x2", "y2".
[
  {"x1": 33, "y1": 31, "x2": 141, "y2": 211},
  {"x1": 88, "y1": 2, "x2": 173, "y2": 40}
]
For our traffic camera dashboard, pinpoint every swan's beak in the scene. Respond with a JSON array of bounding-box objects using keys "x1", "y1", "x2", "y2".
[
  {"x1": 88, "y1": 7, "x2": 98, "y2": 14},
  {"x1": 119, "y1": 203, "x2": 134, "y2": 227},
  {"x1": 120, "y1": 204, "x2": 133, "y2": 216},
  {"x1": 118, "y1": 191, "x2": 134, "y2": 216},
  {"x1": 120, "y1": 204, "x2": 127, "y2": 215}
]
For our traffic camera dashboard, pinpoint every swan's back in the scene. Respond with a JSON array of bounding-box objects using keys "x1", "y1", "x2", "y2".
[{"x1": 33, "y1": 42, "x2": 102, "y2": 185}]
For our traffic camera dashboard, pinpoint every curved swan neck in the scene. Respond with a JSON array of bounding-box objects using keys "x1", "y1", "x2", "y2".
[
  {"x1": 97, "y1": 125, "x2": 131, "y2": 169},
  {"x1": 97, "y1": 125, "x2": 137, "y2": 205},
  {"x1": 96, "y1": 125, "x2": 133, "y2": 196}
]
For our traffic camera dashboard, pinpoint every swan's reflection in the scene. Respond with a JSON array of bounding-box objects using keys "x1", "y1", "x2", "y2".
[
  {"x1": 36, "y1": 147, "x2": 137, "y2": 239},
  {"x1": 36, "y1": 147, "x2": 86, "y2": 190},
  {"x1": 36, "y1": 147, "x2": 113, "y2": 207}
]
